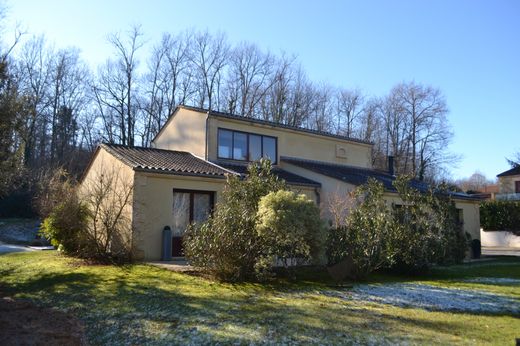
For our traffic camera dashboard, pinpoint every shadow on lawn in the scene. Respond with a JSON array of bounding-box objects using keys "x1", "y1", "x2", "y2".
[{"x1": 2, "y1": 260, "x2": 518, "y2": 345}]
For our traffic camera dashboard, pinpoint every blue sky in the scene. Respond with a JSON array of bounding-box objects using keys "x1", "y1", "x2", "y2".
[{"x1": 5, "y1": 0, "x2": 519, "y2": 180}]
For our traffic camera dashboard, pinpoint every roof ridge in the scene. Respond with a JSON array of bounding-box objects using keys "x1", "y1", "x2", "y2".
[
  {"x1": 497, "y1": 165, "x2": 520, "y2": 177},
  {"x1": 280, "y1": 156, "x2": 391, "y2": 176},
  {"x1": 101, "y1": 142, "x2": 192, "y2": 155},
  {"x1": 177, "y1": 104, "x2": 373, "y2": 146},
  {"x1": 191, "y1": 154, "x2": 239, "y2": 176}
]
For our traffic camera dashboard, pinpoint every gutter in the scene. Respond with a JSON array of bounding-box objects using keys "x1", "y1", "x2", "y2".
[{"x1": 205, "y1": 111, "x2": 210, "y2": 160}]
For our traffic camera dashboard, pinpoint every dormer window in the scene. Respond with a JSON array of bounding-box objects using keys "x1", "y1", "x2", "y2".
[{"x1": 218, "y1": 128, "x2": 277, "y2": 164}]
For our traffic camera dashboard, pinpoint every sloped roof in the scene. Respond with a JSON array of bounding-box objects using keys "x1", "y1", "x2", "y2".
[
  {"x1": 497, "y1": 165, "x2": 520, "y2": 177},
  {"x1": 281, "y1": 156, "x2": 479, "y2": 200},
  {"x1": 177, "y1": 105, "x2": 373, "y2": 146},
  {"x1": 101, "y1": 143, "x2": 232, "y2": 178},
  {"x1": 216, "y1": 161, "x2": 321, "y2": 187},
  {"x1": 100, "y1": 144, "x2": 320, "y2": 187}
]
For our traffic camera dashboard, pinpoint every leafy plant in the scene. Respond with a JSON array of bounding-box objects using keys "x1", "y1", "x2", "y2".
[
  {"x1": 327, "y1": 179, "x2": 394, "y2": 279},
  {"x1": 39, "y1": 192, "x2": 90, "y2": 256},
  {"x1": 184, "y1": 159, "x2": 287, "y2": 281},
  {"x1": 480, "y1": 201, "x2": 520, "y2": 234},
  {"x1": 256, "y1": 190, "x2": 327, "y2": 276}
]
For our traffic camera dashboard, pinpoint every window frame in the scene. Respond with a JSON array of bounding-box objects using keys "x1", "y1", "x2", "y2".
[
  {"x1": 217, "y1": 127, "x2": 278, "y2": 164},
  {"x1": 172, "y1": 188, "x2": 215, "y2": 223}
]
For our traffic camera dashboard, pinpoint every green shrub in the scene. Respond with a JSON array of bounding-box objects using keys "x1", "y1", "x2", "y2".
[
  {"x1": 256, "y1": 190, "x2": 327, "y2": 275},
  {"x1": 480, "y1": 201, "x2": 520, "y2": 233},
  {"x1": 327, "y1": 176, "x2": 468, "y2": 278},
  {"x1": 40, "y1": 193, "x2": 90, "y2": 256},
  {"x1": 388, "y1": 177, "x2": 466, "y2": 274},
  {"x1": 327, "y1": 179, "x2": 394, "y2": 279},
  {"x1": 184, "y1": 159, "x2": 287, "y2": 281}
]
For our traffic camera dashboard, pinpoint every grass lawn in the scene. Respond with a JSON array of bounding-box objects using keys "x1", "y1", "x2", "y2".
[{"x1": 0, "y1": 251, "x2": 519, "y2": 345}]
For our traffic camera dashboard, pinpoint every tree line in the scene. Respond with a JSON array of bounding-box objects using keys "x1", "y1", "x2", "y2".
[{"x1": 1, "y1": 21, "x2": 456, "y2": 213}]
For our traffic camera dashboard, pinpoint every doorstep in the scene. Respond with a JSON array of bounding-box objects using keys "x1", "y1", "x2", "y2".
[{"x1": 146, "y1": 259, "x2": 195, "y2": 272}]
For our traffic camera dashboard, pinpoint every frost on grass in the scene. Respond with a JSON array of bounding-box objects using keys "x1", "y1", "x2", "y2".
[
  {"x1": 323, "y1": 283, "x2": 520, "y2": 314},
  {"x1": 463, "y1": 277, "x2": 520, "y2": 285}
]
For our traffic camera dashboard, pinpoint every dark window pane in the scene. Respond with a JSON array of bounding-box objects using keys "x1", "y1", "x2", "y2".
[
  {"x1": 218, "y1": 129, "x2": 232, "y2": 158},
  {"x1": 249, "y1": 134, "x2": 262, "y2": 161},
  {"x1": 193, "y1": 193, "x2": 211, "y2": 223},
  {"x1": 262, "y1": 137, "x2": 276, "y2": 163},
  {"x1": 172, "y1": 192, "x2": 190, "y2": 236},
  {"x1": 233, "y1": 132, "x2": 247, "y2": 160}
]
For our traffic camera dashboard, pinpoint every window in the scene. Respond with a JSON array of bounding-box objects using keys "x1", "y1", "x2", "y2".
[
  {"x1": 218, "y1": 129, "x2": 232, "y2": 158},
  {"x1": 172, "y1": 189, "x2": 215, "y2": 257},
  {"x1": 233, "y1": 132, "x2": 247, "y2": 160},
  {"x1": 217, "y1": 128, "x2": 277, "y2": 163},
  {"x1": 263, "y1": 136, "x2": 276, "y2": 162},
  {"x1": 516, "y1": 181, "x2": 520, "y2": 193},
  {"x1": 249, "y1": 134, "x2": 262, "y2": 161}
]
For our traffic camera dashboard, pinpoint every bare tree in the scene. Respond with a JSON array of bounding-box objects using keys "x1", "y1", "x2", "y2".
[
  {"x1": 506, "y1": 151, "x2": 520, "y2": 168},
  {"x1": 190, "y1": 31, "x2": 229, "y2": 110},
  {"x1": 142, "y1": 32, "x2": 193, "y2": 144},
  {"x1": 456, "y1": 171, "x2": 495, "y2": 193},
  {"x1": 81, "y1": 164, "x2": 134, "y2": 261},
  {"x1": 47, "y1": 47, "x2": 90, "y2": 166},
  {"x1": 334, "y1": 88, "x2": 364, "y2": 137},
  {"x1": 307, "y1": 83, "x2": 334, "y2": 132},
  {"x1": 15, "y1": 35, "x2": 53, "y2": 166},
  {"x1": 92, "y1": 25, "x2": 144, "y2": 146},
  {"x1": 223, "y1": 42, "x2": 274, "y2": 116},
  {"x1": 392, "y1": 82, "x2": 452, "y2": 180}
]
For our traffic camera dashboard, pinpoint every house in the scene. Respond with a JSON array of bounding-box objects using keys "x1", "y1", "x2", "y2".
[
  {"x1": 496, "y1": 166, "x2": 520, "y2": 200},
  {"x1": 81, "y1": 105, "x2": 481, "y2": 261}
]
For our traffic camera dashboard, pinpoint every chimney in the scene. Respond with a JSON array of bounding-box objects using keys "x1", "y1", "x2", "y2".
[{"x1": 388, "y1": 156, "x2": 395, "y2": 176}]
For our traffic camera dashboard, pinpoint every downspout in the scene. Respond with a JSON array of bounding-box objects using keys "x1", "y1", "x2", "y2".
[
  {"x1": 205, "y1": 111, "x2": 210, "y2": 160},
  {"x1": 314, "y1": 187, "x2": 321, "y2": 207}
]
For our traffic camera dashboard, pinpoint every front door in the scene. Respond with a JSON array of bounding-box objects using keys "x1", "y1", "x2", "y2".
[{"x1": 172, "y1": 189, "x2": 214, "y2": 257}]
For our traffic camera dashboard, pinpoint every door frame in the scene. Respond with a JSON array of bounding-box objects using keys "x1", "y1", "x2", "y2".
[{"x1": 172, "y1": 188, "x2": 215, "y2": 257}]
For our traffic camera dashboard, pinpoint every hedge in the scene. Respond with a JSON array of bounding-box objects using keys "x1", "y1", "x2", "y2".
[{"x1": 480, "y1": 200, "x2": 520, "y2": 233}]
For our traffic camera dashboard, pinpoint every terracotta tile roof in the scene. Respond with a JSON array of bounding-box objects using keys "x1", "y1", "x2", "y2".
[
  {"x1": 497, "y1": 165, "x2": 520, "y2": 177},
  {"x1": 177, "y1": 105, "x2": 373, "y2": 146},
  {"x1": 101, "y1": 143, "x2": 232, "y2": 178},
  {"x1": 215, "y1": 161, "x2": 321, "y2": 187},
  {"x1": 281, "y1": 156, "x2": 480, "y2": 200}
]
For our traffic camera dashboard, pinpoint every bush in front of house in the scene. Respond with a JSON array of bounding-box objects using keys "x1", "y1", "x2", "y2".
[
  {"x1": 39, "y1": 165, "x2": 135, "y2": 263},
  {"x1": 388, "y1": 176, "x2": 465, "y2": 274},
  {"x1": 256, "y1": 190, "x2": 327, "y2": 277},
  {"x1": 184, "y1": 159, "x2": 288, "y2": 281},
  {"x1": 327, "y1": 176, "x2": 468, "y2": 277},
  {"x1": 327, "y1": 179, "x2": 394, "y2": 279},
  {"x1": 480, "y1": 200, "x2": 520, "y2": 234},
  {"x1": 39, "y1": 192, "x2": 91, "y2": 256}
]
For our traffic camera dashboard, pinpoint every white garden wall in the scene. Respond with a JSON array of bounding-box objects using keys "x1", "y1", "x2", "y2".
[{"x1": 480, "y1": 229, "x2": 520, "y2": 248}]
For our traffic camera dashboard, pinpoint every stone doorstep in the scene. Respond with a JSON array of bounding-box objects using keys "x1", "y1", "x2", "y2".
[{"x1": 146, "y1": 260, "x2": 195, "y2": 273}]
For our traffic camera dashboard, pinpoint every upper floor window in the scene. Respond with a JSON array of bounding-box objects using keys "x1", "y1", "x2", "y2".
[{"x1": 218, "y1": 128, "x2": 277, "y2": 163}]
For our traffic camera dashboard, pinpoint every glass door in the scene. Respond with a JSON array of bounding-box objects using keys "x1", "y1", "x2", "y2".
[{"x1": 172, "y1": 189, "x2": 214, "y2": 257}]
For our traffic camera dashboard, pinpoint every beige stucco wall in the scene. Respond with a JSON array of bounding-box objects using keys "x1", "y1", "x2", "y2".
[
  {"x1": 132, "y1": 170, "x2": 320, "y2": 261},
  {"x1": 455, "y1": 200, "x2": 481, "y2": 240},
  {"x1": 281, "y1": 162, "x2": 358, "y2": 224},
  {"x1": 79, "y1": 147, "x2": 136, "y2": 255},
  {"x1": 498, "y1": 175, "x2": 520, "y2": 194},
  {"x1": 151, "y1": 108, "x2": 208, "y2": 157},
  {"x1": 206, "y1": 116, "x2": 372, "y2": 168},
  {"x1": 132, "y1": 172, "x2": 227, "y2": 260}
]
